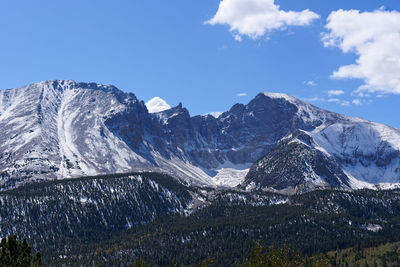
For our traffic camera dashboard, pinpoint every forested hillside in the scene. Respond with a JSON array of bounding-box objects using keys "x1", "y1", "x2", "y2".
[{"x1": 44, "y1": 188, "x2": 400, "y2": 265}]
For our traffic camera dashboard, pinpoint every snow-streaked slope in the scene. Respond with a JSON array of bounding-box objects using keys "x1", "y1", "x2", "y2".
[
  {"x1": 310, "y1": 121, "x2": 400, "y2": 184},
  {"x1": 244, "y1": 123, "x2": 400, "y2": 193},
  {"x1": 0, "y1": 82, "x2": 63, "y2": 187},
  {"x1": 1, "y1": 81, "x2": 400, "y2": 192},
  {"x1": 146, "y1": 97, "x2": 171, "y2": 113},
  {"x1": 55, "y1": 83, "x2": 152, "y2": 178},
  {"x1": 0, "y1": 81, "x2": 247, "y2": 189},
  {"x1": 259, "y1": 92, "x2": 400, "y2": 188},
  {"x1": 0, "y1": 81, "x2": 154, "y2": 189}
]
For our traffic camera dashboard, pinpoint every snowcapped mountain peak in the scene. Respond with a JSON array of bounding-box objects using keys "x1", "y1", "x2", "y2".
[
  {"x1": 146, "y1": 97, "x2": 171, "y2": 113},
  {"x1": 256, "y1": 92, "x2": 318, "y2": 113},
  {"x1": 205, "y1": 112, "x2": 223, "y2": 118},
  {"x1": 52, "y1": 80, "x2": 138, "y2": 105},
  {"x1": 1, "y1": 80, "x2": 399, "y2": 193},
  {"x1": 5, "y1": 80, "x2": 126, "y2": 98},
  {"x1": 262, "y1": 92, "x2": 296, "y2": 102}
]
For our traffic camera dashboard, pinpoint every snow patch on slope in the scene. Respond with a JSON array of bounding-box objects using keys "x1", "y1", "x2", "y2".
[
  {"x1": 152, "y1": 152, "x2": 217, "y2": 186},
  {"x1": 213, "y1": 168, "x2": 249, "y2": 187},
  {"x1": 213, "y1": 162, "x2": 251, "y2": 187}
]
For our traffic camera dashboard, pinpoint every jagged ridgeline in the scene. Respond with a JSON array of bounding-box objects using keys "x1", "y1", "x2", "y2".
[{"x1": 0, "y1": 80, "x2": 399, "y2": 193}]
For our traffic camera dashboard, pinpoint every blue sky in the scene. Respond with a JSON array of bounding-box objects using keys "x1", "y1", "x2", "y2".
[{"x1": 0, "y1": 0, "x2": 399, "y2": 127}]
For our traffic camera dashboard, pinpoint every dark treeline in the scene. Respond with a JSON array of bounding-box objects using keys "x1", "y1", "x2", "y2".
[
  {"x1": 2, "y1": 173, "x2": 400, "y2": 266},
  {"x1": 50, "y1": 189, "x2": 400, "y2": 266},
  {"x1": 0, "y1": 235, "x2": 41, "y2": 267}
]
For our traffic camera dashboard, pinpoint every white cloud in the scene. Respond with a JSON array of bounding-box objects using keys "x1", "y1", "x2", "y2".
[
  {"x1": 322, "y1": 8, "x2": 400, "y2": 95},
  {"x1": 206, "y1": 0, "x2": 319, "y2": 40},
  {"x1": 206, "y1": 111, "x2": 224, "y2": 118},
  {"x1": 145, "y1": 97, "x2": 171, "y2": 113},
  {"x1": 305, "y1": 80, "x2": 317, "y2": 86},
  {"x1": 237, "y1": 93, "x2": 247, "y2": 97},
  {"x1": 352, "y1": 99, "x2": 362, "y2": 105},
  {"x1": 327, "y1": 90, "x2": 345, "y2": 96}
]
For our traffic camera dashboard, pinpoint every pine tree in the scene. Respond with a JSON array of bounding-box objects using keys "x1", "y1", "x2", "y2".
[{"x1": 0, "y1": 235, "x2": 41, "y2": 267}]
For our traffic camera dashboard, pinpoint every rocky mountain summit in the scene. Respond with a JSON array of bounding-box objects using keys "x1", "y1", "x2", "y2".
[{"x1": 0, "y1": 80, "x2": 399, "y2": 193}]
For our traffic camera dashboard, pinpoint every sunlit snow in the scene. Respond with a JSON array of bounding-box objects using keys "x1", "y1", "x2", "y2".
[{"x1": 145, "y1": 97, "x2": 171, "y2": 113}]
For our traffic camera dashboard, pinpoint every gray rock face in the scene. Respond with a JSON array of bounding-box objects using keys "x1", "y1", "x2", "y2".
[
  {"x1": 154, "y1": 93, "x2": 335, "y2": 170},
  {"x1": 0, "y1": 81, "x2": 399, "y2": 191}
]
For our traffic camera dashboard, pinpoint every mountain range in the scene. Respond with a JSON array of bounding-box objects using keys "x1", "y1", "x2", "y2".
[{"x1": 0, "y1": 80, "x2": 399, "y2": 193}]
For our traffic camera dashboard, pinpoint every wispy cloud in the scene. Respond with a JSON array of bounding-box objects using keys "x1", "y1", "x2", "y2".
[
  {"x1": 328, "y1": 98, "x2": 340, "y2": 103},
  {"x1": 328, "y1": 98, "x2": 369, "y2": 106},
  {"x1": 303, "y1": 97, "x2": 325, "y2": 102},
  {"x1": 340, "y1": 100, "x2": 351, "y2": 107},
  {"x1": 305, "y1": 80, "x2": 317, "y2": 86},
  {"x1": 304, "y1": 94, "x2": 369, "y2": 107},
  {"x1": 327, "y1": 90, "x2": 345, "y2": 96},
  {"x1": 237, "y1": 93, "x2": 247, "y2": 97}
]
